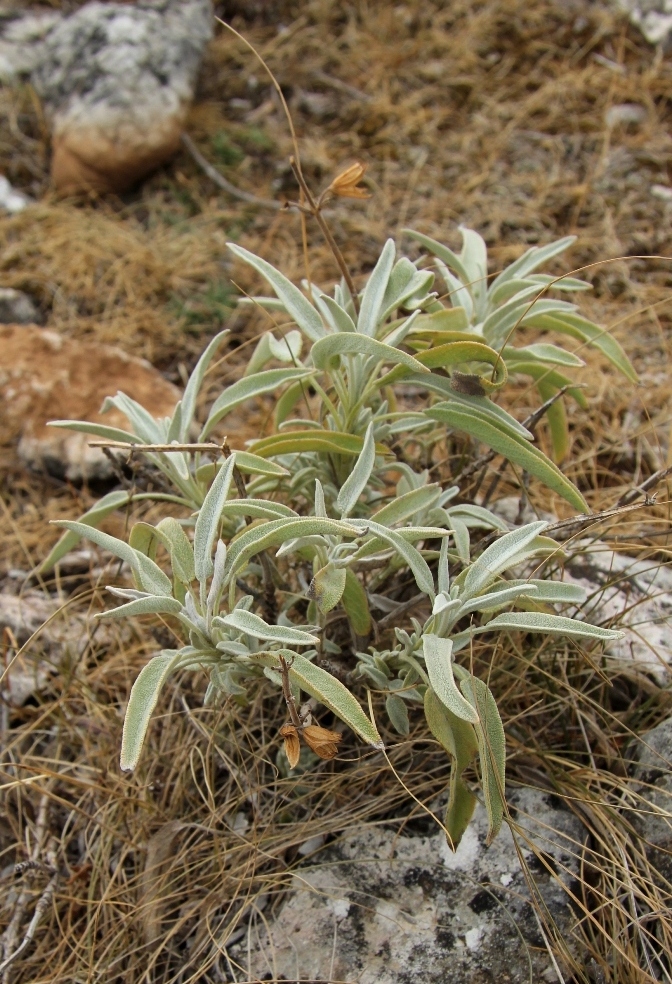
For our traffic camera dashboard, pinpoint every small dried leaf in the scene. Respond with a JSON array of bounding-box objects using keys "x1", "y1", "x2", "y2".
[{"x1": 329, "y1": 162, "x2": 370, "y2": 199}]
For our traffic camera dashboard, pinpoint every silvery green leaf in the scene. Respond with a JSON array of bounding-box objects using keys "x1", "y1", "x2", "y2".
[
  {"x1": 224, "y1": 518, "x2": 360, "y2": 584},
  {"x1": 39, "y1": 489, "x2": 132, "y2": 573},
  {"x1": 527, "y1": 273, "x2": 591, "y2": 291},
  {"x1": 424, "y1": 688, "x2": 478, "y2": 849},
  {"x1": 52, "y1": 520, "x2": 172, "y2": 596},
  {"x1": 228, "y1": 243, "x2": 326, "y2": 341},
  {"x1": 215, "y1": 610, "x2": 319, "y2": 645},
  {"x1": 48, "y1": 420, "x2": 142, "y2": 444},
  {"x1": 409, "y1": 381, "x2": 533, "y2": 440},
  {"x1": 311, "y1": 333, "x2": 430, "y2": 375},
  {"x1": 516, "y1": 343, "x2": 584, "y2": 367},
  {"x1": 386, "y1": 694, "x2": 410, "y2": 735},
  {"x1": 101, "y1": 392, "x2": 164, "y2": 443},
  {"x1": 446, "y1": 504, "x2": 509, "y2": 531},
  {"x1": 156, "y1": 517, "x2": 195, "y2": 584},
  {"x1": 480, "y1": 611, "x2": 625, "y2": 640},
  {"x1": 201, "y1": 368, "x2": 313, "y2": 439},
  {"x1": 422, "y1": 634, "x2": 478, "y2": 723},
  {"x1": 434, "y1": 258, "x2": 473, "y2": 322},
  {"x1": 288, "y1": 652, "x2": 384, "y2": 748},
  {"x1": 336, "y1": 422, "x2": 375, "y2": 517},
  {"x1": 352, "y1": 520, "x2": 436, "y2": 597},
  {"x1": 269, "y1": 329, "x2": 303, "y2": 362},
  {"x1": 458, "y1": 673, "x2": 506, "y2": 844},
  {"x1": 425, "y1": 404, "x2": 588, "y2": 512},
  {"x1": 215, "y1": 640, "x2": 250, "y2": 656},
  {"x1": 357, "y1": 238, "x2": 396, "y2": 335},
  {"x1": 318, "y1": 293, "x2": 357, "y2": 332},
  {"x1": 219, "y1": 499, "x2": 298, "y2": 520},
  {"x1": 380, "y1": 310, "x2": 420, "y2": 349},
  {"x1": 461, "y1": 522, "x2": 549, "y2": 599},
  {"x1": 404, "y1": 230, "x2": 471, "y2": 284},
  {"x1": 481, "y1": 284, "x2": 545, "y2": 340},
  {"x1": 379, "y1": 258, "x2": 425, "y2": 322},
  {"x1": 451, "y1": 516, "x2": 470, "y2": 565},
  {"x1": 308, "y1": 562, "x2": 347, "y2": 614},
  {"x1": 521, "y1": 311, "x2": 638, "y2": 383},
  {"x1": 489, "y1": 236, "x2": 575, "y2": 292},
  {"x1": 438, "y1": 537, "x2": 450, "y2": 594},
  {"x1": 342, "y1": 568, "x2": 371, "y2": 636},
  {"x1": 96, "y1": 596, "x2": 182, "y2": 619},
  {"x1": 459, "y1": 226, "x2": 488, "y2": 286},
  {"x1": 314, "y1": 479, "x2": 327, "y2": 518},
  {"x1": 193, "y1": 454, "x2": 237, "y2": 583},
  {"x1": 207, "y1": 540, "x2": 227, "y2": 617},
  {"x1": 180, "y1": 329, "x2": 229, "y2": 440},
  {"x1": 371, "y1": 485, "x2": 442, "y2": 527},
  {"x1": 275, "y1": 534, "x2": 328, "y2": 558},
  {"x1": 167, "y1": 402, "x2": 182, "y2": 443},
  {"x1": 120, "y1": 650, "x2": 183, "y2": 771},
  {"x1": 196, "y1": 454, "x2": 289, "y2": 484},
  {"x1": 503, "y1": 579, "x2": 586, "y2": 604},
  {"x1": 459, "y1": 583, "x2": 538, "y2": 615}
]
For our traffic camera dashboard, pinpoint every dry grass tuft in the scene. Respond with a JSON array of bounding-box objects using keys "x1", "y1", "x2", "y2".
[{"x1": 2, "y1": 0, "x2": 672, "y2": 981}]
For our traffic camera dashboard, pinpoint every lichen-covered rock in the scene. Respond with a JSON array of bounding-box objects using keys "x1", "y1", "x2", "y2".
[
  {"x1": 234, "y1": 788, "x2": 583, "y2": 983},
  {"x1": 22, "y1": 0, "x2": 213, "y2": 194},
  {"x1": 0, "y1": 324, "x2": 180, "y2": 481}
]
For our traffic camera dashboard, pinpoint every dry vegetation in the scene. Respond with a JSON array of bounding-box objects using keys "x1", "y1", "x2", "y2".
[{"x1": 2, "y1": 0, "x2": 672, "y2": 981}]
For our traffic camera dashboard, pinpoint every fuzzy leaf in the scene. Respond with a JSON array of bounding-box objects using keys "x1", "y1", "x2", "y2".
[
  {"x1": 461, "y1": 521, "x2": 549, "y2": 599},
  {"x1": 224, "y1": 518, "x2": 360, "y2": 583},
  {"x1": 311, "y1": 333, "x2": 430, "y2": 375},
  {"x1": 481, "y1": 611, "x2": 625, "y2": 640},
  {"x1": 215, "y1": 610, "x2": 319, "y2": 645},
  {"x1": 180, "y1": 329, "x2": 229, "y2": 440},
  {"x1": 193, "y1": 454, "x2": 237, "y2": 583},
  {"x1": 422, "y1": 634, "x2": 478, "y2": 723},
  {"x1": 386, "y1": 694, "x2": 410, "y2": 735},
  {"x1": 425, "y1": 403, "x2": 588, "y2": 512},
  {"x1": 424, "y1": 688, "x2": 478, "y2": 848},
  {"x1": 336, "y1": 422, "x2": 375, "y2": 517},
  {"x1": 48, "y1": 420, "x2": 142, "y2": 444},
  {"x1": 357, "y1": 238, "x2": 396, "y2": 335},
  {"x1": 219, "y1": 499, "x2": 298, "y2": 520},
  {"x1": 458, "y1": 674, "x2": 506, "y2": 843},
  {"x1": 201, "y1": 368, "x2": 313, "y2": 439},
  {"x1": 228, "y1": 243, "x2": 326, "y2": 342},
  {"x1": 341, "y1": 568, "x2": 372, "y2": 636},
  {"x1": 156, "y1": 517, "x2": 195, "y2": 584},
  {"x1": 308, "y1": 562, "x2": 347, "y2": 614},
  {"x1": 97, "y1": 596, "x2": 182, "y2": 620},
  {"x1": 249, "y1": 430, "x2": 390, "y2": 459},
  {"x1": 52, "y1": 520, "x2": 172, "y2": 596},
  {"x1": 288, "y1": 652, "x2": 384, "y2": 748},
  {"x1": 120, "y1": 650, "x2": 183, "y2": 771},
  {"x1": 39, "y1": 490, "x2": 131, "y2": 572},
  {"x1": 371, "y1": 485, "x2": 443, "y2": 527}
]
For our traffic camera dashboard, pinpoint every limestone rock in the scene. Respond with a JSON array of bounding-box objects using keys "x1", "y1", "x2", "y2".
[
  {"x1": 234, "y1": 788, "x2": 583, "y2": 983},
  {"x1": 564, "y1": 546, "x2": 672, "y2": 681},
  {"x1": 0, "y1": 9, "x2": 62, "y2": 82},
  {"x1": 0, "y1": 288, "x2": 39, "y2": 324},
  {"x1": 25, "y1": 0, "x2": 213, "y2": 194},
  {"x1": 0, "y1": 324, "x2": 180, "y2": 481},
  {"x1": 615, "y1": 0, "x2": 672, "y2": 45}
]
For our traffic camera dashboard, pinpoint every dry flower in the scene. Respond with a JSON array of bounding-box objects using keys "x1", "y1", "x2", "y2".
[
  {"x1": 302, "y1": 724, "x2": 343, "y2": 760},
  {"x1": 279, "y1": 724, "x2": 301, "y2": 769},
  {"x1": 328, "y1": 162, "x2": 370, "y2": 200}
]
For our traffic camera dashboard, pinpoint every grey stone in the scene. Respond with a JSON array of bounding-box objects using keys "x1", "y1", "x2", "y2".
[
  {"x1": 615, "y1": 0, "x2": 672, "y2": 45},
  {"x1": 630, "y1": 716, "x2": 672, "y2": 883},
  {"x1": 0, "y1": 287, "x2": 38, "y2": 324},
  {"x1": 233, "y1": 788, "x2": 583, "y2": 983},
  {"x1": 564, "y1": 546, "x2": 672, "y2": 681},
  {"x1": 0, "y1": 175, "x2": 33, "y2": 214}
]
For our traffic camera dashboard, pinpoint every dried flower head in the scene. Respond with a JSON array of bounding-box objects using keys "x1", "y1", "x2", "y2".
[
  {"x1": 279, "y1": 724, "x2": 301, "y2": 769},
  {"x1": 302, "y1": 724, "x2": 343, "y2": 760},
  {"x1": 328, "y1": 162, "x2": 370, "y2": 200}
]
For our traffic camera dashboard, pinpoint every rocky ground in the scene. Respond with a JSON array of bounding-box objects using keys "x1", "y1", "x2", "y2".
[{"x1": 1, "y1": 1, "x2": 672, "y2": 982}]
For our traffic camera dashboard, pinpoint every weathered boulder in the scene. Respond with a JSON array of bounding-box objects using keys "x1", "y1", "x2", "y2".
[
  {"x1": 233, "y1": 788, "x2": 583, "y2": 983},
  {"x1": 2, "y1": 0, "x2": 213, "y2": 194},
  {"x1": 0, "y1": 324, "x2": 180, "y2": 481}
]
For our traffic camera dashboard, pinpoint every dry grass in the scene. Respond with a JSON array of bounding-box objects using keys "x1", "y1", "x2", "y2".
[{"x1": 2, "y1": 0, "x2": 672, "y2": 981}]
